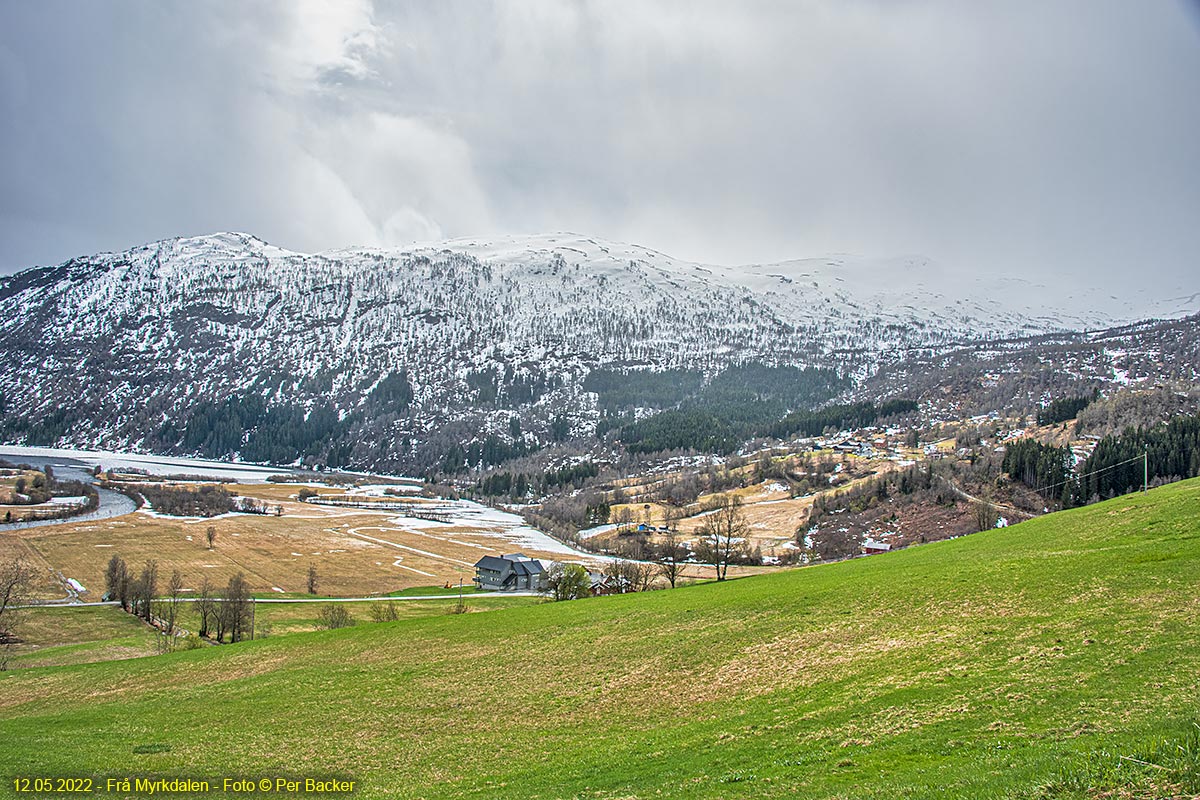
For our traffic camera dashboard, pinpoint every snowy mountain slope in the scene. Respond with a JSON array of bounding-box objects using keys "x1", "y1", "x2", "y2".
[{"x1": 0, "y1": 231, "x2": 1194, "y2": 470}]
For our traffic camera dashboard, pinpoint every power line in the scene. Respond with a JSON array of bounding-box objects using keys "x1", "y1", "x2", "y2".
[{"x1": 1033, "y1": 452, "x2": 1147, "y2": 497}]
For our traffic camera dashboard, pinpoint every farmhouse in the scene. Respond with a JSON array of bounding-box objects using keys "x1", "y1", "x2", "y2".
[
  {"x1": 588, "y1": 571, "x2": 631, "y2": 596},
  {"x1": 473, "y1": 553, "x2": 547, "y2": 592}
]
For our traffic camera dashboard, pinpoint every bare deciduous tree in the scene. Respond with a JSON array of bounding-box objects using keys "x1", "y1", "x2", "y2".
[
  {"x1": 661, "y1": 504, "x2": 685, "y2": 532},
  {"x1": 205, "y1": 526, "x2": 217, "y2": 550},
  {"x1": 160, "y1": 569, "x2": 184, "y2": 636},
  {"x1": 196, "y1": 576, "x2": 215, "y2": 639},
  {"x1": 700, "y1": 495, "x2": 748, "y2": 581},
  {"x1": 606, "y1": 559, "x2": 654, "y2": 592},
  {"x1": 627, "y1": 560, "x2": 655, "y2": 592},
  {"x1": 104, "y1": 554, "x2": 129, "y2": 609},
  {"x1": 0, "y1": 557, "x2": 33, "y2": 670},
  {"x1": 221, "y1": 572, "x2": 253, "y2": 643},
  {"x1": 973, "y1": 498, "x2": 999, "y2": 532},
  {"x1": 656, "y1": 530, "x2": 689, "y2": 589},
  {"x1": 134, "y1": 560, "x2": 158, "y2": 621},
  {"x1": 306, "y1": 564, "x2": 319, "y2": 595}
]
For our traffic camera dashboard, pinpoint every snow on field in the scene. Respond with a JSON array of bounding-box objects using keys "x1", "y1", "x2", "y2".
[
  {"x1": 344, "y1": 483, "x2": 423, "y2": 496},
  {"x1": 578, "y1": 523, "x2": 618, "y2": 540},
  {"x1": 0, "y1": 445, "x2": 283, "y2": 483},
  {"x1": 390, "y1": 500, "x2": 608, "y2": 561},
  {"x1": 138, "y1": 508, "x2": 243, "y2": 523}
]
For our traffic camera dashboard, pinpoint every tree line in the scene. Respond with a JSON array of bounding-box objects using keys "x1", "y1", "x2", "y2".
[
  {"x1": 768, "y1": 399, "x2": 918, "y2": 440},
  {"x1": 1077, "y1": 413, "x2": 1200, "y2": 501},
  {"x1": 166, "y1": 393, "x2": 352, "y2": 468},
  {"x1": 589, "y1": 363, "x2": 844, "y2": 453},
  {"x1": 114, "y1": 483, "x2": 235, "y2": 517},
  {"x1": 1004, "y1": 412, "x2": 1200, "y2": 505},
  {"x1": 1037, "y1": 389, "x2": 1098, "y2": 426},
  {"x1": 104, "y1": 556, "x2": 185, "y2": 638},
  {"x1": 617, "y1": 396, "x2": 916, "y2": 455},
  {"x1": 1002, "y1": 439, "x2": 1075, "y2": 505},
  {"x1": 104, "y1": 555, "x2": 255, "y2": 644},
  {"x1": 476, "y1": 461, "x2": 599, "y2": 499}
]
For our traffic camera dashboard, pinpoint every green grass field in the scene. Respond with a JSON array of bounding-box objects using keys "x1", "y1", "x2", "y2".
[
  {"x1": 170, "y1": 594, "x2": 541, "y2": 637},
  {"x1": 6, "y1": 593, "x2": 541, "y2": 666},
  {"x1": 2, "y1": 480, "x2": 1199, "y2": 799},
  {"x1": 3, "y1": 606, "x2": 160, "y2": 669}
]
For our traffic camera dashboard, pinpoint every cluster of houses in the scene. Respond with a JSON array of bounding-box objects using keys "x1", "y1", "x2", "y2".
[{"x1": 472, "y1": 553, "x2": 631, "y2": 595}]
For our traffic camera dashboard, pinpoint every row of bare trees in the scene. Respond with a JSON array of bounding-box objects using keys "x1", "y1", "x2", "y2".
[
  {"x1": 194, "y1": 573, "x2": 253, "y2": 643},
  {"x1": 104, "y1": 554, "x2": 254, "y2": 643},
  {"x1": 104, "y1": 555, "x2": 184, "y2": 627}
]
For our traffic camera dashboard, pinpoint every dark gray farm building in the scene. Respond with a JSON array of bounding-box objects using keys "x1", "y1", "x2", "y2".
[{"x1": 473, "y1": 553, "x2": 548, "y2": 592}]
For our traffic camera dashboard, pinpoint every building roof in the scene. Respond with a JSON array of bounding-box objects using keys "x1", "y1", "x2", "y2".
[
  {"x1": 474, "y1": 555, "x2": 512, "y2": 572},
  {"x1": 475, "y1": 553, "x2": 545, "y2": 575}
]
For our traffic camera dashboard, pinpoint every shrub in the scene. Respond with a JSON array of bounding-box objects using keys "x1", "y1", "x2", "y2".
[{"x1": 316, "y1": 604, "x2": 355, "y2": 630}]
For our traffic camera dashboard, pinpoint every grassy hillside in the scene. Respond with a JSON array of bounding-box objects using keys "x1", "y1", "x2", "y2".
[
  {"x1": 3, "y1": 480, "x2": 1200, "y2": 799},
  {"x1": 6, "y1": 595, "x2": 541, "y2": 669},
  {"x1": 4, "y1": 606, "x2": 159, "y2": 669}
]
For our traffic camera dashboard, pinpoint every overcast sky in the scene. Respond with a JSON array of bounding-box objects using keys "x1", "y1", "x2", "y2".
[{"x1": 2, "y1": 1, "x2": 1198, "y2": 290}]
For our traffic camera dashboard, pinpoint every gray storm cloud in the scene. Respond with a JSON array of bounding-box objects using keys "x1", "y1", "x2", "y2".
[{"x1": 1, "y1": 0, "x2": 1197, "y2": 294}]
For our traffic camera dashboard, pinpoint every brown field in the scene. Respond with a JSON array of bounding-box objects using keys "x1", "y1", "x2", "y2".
[
  {"x1": 6, "y1": 483, "x2": 610, "y2": 601},
  {"x1": 1, "y1": 476, "x2": 787, "y2": 601}
]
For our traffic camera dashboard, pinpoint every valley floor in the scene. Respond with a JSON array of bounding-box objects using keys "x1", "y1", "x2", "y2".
[{"x1": 2, "y1": 479, "x2": 1198, "y2": 798}]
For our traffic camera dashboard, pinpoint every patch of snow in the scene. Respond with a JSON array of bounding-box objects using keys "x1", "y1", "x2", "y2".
[
  {"x1": 48, "y1": 495, "x2": 89, "y2": 506},
  {"x1": 578, "y1": 523, "x2": 619, "y2": 540},
  {"x1": 0, "y1": 445, "x2": 284, "y2": 483}
]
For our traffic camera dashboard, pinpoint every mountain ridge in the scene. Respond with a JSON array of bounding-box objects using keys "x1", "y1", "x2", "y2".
[
  {"x1": 30, "y1": 229, "x2": 1194, "y2": 328},
  {"x1": 1, "y1": 231, "x2": 1196, "y2": 472}
]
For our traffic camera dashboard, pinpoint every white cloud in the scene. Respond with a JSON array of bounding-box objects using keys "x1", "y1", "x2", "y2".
[
  {"x1": 261, "y1": 0, "x2": 383, "y2": 88},
  {"x1": 1, "y1": 0, "x2": 1197, "y2": 295},
  {"x1": 302, "y1": 111, "x2": 495, "y2": 248}
]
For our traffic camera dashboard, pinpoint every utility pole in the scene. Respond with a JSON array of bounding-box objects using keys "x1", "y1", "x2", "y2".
[
  {"x1": 1143, "y1": 446, "x2": 1149, "y2": 493},
  {"x1": 456, "y1": 566, "x2": 465, "y2": 613}
]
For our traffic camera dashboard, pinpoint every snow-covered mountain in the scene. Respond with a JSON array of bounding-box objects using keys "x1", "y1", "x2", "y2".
[{"x1": 0, "y1": 231, "x2": 1194, "y2": 470}]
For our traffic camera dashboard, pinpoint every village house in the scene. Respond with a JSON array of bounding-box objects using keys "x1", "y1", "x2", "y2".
[
  {"x1": 473, "y1": 553, "x2": 548, "y2": 592},
  {"x1": 588, "y1": 570, "x2": 632, "y2": 596},
  {"x1": 862, "y1": 539, "x2": 892, "y2": 555}
]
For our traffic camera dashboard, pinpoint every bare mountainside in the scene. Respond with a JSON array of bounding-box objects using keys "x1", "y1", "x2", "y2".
[{"x1": 0, "y1": 231, "x2": 1195, "y2": 472}]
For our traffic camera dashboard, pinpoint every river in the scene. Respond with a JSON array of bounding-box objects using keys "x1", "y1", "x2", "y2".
[{"x1": 0, "y1": 454, "x2": 137, "y2": 532}]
